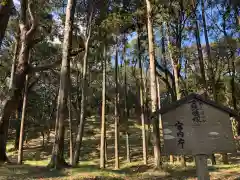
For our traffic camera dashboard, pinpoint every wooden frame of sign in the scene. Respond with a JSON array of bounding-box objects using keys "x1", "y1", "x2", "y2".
[{"x1": 155, "y1": 93, "x2": 238, "y2": 180}]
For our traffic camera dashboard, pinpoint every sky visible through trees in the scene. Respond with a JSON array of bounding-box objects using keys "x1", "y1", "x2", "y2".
[{"x1": 0, "y1": 0, "x2": 239, "y2": 179}]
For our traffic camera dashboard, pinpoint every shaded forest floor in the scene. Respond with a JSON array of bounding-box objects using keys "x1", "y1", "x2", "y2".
[{"x1": 2, "y1": 115, "x2": 240, "y2": 179}]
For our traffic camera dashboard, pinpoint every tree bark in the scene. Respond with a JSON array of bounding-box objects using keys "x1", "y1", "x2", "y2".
[
  {"x1": 100, "y1": 44, "x2": 107, "y2": 169},
  {"x1": 123, "y1": 43, "x2": 130, "y2": 163},
  {"x1": 9, "y1": 28, "x2": 20, "y2": 89},
  {"x1": 48, "y1": 0, "x2": 76, "y2": 169},
  {"x1": 114, "y1": 46, "x2": 120, "y2": 170},
  {"x1": 17, "y1": 60, "x2": 30, "y2": 164},
  {"x1": 72, "y1": 39, "x2": 89, "y2": 167},
  {"x1": 137, "y1": 28, "x2": 147, "y2": 165},
  {"x1": 145, "y1": 0, "x2": 162, "y2": 169},
  {"x1": 0, "y1": 0, "x2": 39, "y2": 163},
  {"x1": 73, "y1": 6, "x2": 93, "y2": 166},
  {"x1": 166, "y1": 22, "x2": 186, "y2": 166},
  {"x1": 68, "y1": 88, "x2": 73, "y2": 165},
  {"x1": 0, "y1": 0, "x2": 13, "y2": 48},
  {"x1": 191, "y1": 0, "x2": 207, "y2": 92}
]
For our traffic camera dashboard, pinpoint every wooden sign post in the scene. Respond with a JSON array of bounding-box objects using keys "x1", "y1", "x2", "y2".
[
  {"x1": 156, "y1": 93, "x2": 237, "y2": 180},
  {"x1": 195, "y1": 155, "x2": 210, "y2": 180}
]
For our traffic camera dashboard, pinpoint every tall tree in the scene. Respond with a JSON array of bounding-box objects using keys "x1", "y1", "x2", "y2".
[
  {"x1": 114, "y1": 46, "x2": 120, "y2": 170},
  {"x1": 73, "y1": 4, "x2": 93, "y2": 166},
  {"x1": 48, "y1": 0, "x2": 77, "y2": 169},
  {"x1": 17, "y1": 66, "x2": 29, "y2": 164},
  {"x1": 145, "y1": 0, "x2": 162, "y2": 169},
  {"x1": 100, "y1": 43, "x2": 107, "y2": 169},
  {"x1": 200, "y1": 0, "x2": 216, "y2": 165},
  {"x1": 68, "y1": 83, "x2": 73, "y2": 165},
  {"x1": 123, "y1": 42, "x2": 130, "y2": 163},
  {"x1": 191, "y1": 0, "x2": 207, "y2": 93},
  {"x1": 0, "y1": 0, "x2": 38, "y2": 162},
  {"x1": 137, "y1": 27, "x2": 147, "y2": 165}
]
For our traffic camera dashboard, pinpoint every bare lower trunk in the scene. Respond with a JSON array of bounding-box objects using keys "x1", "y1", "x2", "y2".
[
  {"x1": 123, "y1": 44, "x2": 130, "y2": 163},
  {"x1": 100, "y1": 45, "x2": 106, "y2": 169},
  {"x1": 146, "y1": 0, "x2": 162, "y2": 169},
  {"x1": 73, "y1": 46, "x2": 88, "y2": 166},
  {"x1": 14, "y1": 107, "x2": 21, "y2": 150},
  {"x1": 48, "y1": 0, "x2": 76, "y2": 169},
  {"x1": 166, "y1": 23, "x2": 185, "y2": 166},
  {"x1": 17, "y1": 73, "x2": 29, "y2": 164},
  {"x1": 125, "y1": 132, "x2": 130, "y2": 163},
  {"x1": 114, "y1": 47, "x2": 120, "y2": 170},
  {"x1": 68, "y1": 93, "x2": 73, "y2": 165},
  {"x1": 137, "y1": 29, "x2": 147, "y2": 165},
  {"x1": 0, "y1": 42, "x2": 29, "y2": 162}
]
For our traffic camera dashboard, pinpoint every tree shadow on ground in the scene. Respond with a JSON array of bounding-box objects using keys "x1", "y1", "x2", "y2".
[{"x1": 0, "y1": 164, "x2": 66, "y2": 180}]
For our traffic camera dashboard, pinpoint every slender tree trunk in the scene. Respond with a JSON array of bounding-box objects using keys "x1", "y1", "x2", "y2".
[
  {"x1": 156, "y1": 77, "x2": 163, "y2": 149},
  {"x1": 100, "y1": 44, "x2": 107, "y2": 169},
  {"x1": 73, "y1": 40, "x2": 89, "y2": 166},
  {"x1": 114, "y1": 46, "x2": 120, "y2": 170},
  {"x1": 0, "y1": 0, "x2": 13, "y2": 48},
  {"x1": 165, "y1": 22, "x2": 186, "y2": 166},
  {"x1": 10, "y1": 29, "x2": 20, "y2": 89},
  {"x1": 144, "y1": 71, "x2": 151, "y2": 153},
  {"x1": 14, "y1": 109, "x2": 20, "y2": 150},
  {"x1": 73, "y1": 7, "x2": 93, "y2": 166},
  {"x1": 123, "y1": 44, "x2": 130, "y2": 163},
  {"x1": 191, "y1": 0, "x2": 207, "y2": 92},
  {"x1": 146, "y1": 0, "x2": 162, "y2": 169},
  {"x1": 160, "y1": 24, "x2": 174, "y2": 163},
  {"x1": 48, "y1": 0, "x2": 76, "y2": 169},
  {"x1": 137, "y1": 28, "x2": 147, "y2": 165},
  {"x1": 201, "y1": 0, "x2": 217, "y2": 165},
  {"x1": 17, "y1": 53, "x2": 30, "y2": 164},
  {"x1": 68, "y1": 89, "x2": 73, "y2": 165}
]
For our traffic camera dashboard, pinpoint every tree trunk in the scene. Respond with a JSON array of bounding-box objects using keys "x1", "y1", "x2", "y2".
[
  {"x1": 14, "y1": 106, "x2": 21, "y2": 150},
  {"x1": 17, "y1": 66, "x2": 29, "y2": 164},
  {"x1": 137, "y1": 28, "x2": 147, "y2": 165},
  {"x1": 166, "y1": 23, "x2": 185, "y2": 166},
  {"x1": 123, "y1": 44, "x2": 130, "y2": 163},
  {"x1": 73, "y1": 40, "x2": 89, "y2": 167},
  {"x1": 10, "y1": 28, "x2": 20, "y2": 89},
  {"x1": 145, "y1": 0, "x2": 162, "y2": 169},
  {"x1": 0, "y1": 0, "x2": 39, "y2": 163},
  {"x1": 156, "y1": 78, "x2": 163, "y2": 149},
  {"x1": 68, "y1": 90, "x2": 73, "y2": 165},
  {"x1": 73, "y1": 7, "x2": 93, "y2": 166},
  {"x1": 114, "y1": 46, "x2": 120, "y2": 170},
  {"x1": 144, "y1": 71, "x2": 151, "y2": 154},
  {"x1": 100, "y1": 44, "x2": 107, "y2": 169},
  {"x1": 191, "y1": 0, "x2": 207, "y2": 92},
  {"x1": 201, "y1": 0, "x2": 216, "y2": 165},
  {"x1": 0, "y1": 28, "x2": 30, "y2": 163},
  {"x1": 48, "y1": 0, "x2": 76, "y2": 169},
  {"x1": 0, "y1": 0, "x2": 13, "y2": 48}
]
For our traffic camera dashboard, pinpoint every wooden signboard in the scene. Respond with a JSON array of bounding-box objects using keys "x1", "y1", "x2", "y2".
[
  {"x1": 158, "y1": 94, "x2": 238, "y2": 180},
  {"x1": 161, "y1": 99, "x2": 236, "y2": 155}
]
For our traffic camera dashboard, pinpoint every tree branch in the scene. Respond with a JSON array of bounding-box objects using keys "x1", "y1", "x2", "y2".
[
  {"x1": 29, "y1": 58, "x2": 62, "y2": 73},
  {"x1": 70, "y1": 48, "x2": 85, "y2": 56},
  {"x1": 155, "y1": 60, "x2": 174, "y2": 81},
  {"x1": 26, "y1": 1, "x2": 37, "y2": 38}
]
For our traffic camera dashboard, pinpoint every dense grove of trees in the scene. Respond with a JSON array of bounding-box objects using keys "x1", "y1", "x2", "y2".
[{"x1": 0, "y1": 0, "x2": 239, "y2": 169}]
